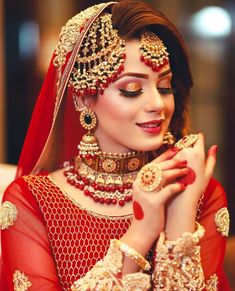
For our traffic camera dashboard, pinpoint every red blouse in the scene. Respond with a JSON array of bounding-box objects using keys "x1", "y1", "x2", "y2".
[{"x1": 1, "y1": 174, "x2": 231, "y2": 290}]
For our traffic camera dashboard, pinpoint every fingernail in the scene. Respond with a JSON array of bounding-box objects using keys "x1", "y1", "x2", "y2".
[
  {"x1": 180, "y1": 183, "x2": 187, "y2": 190},
  {"x1": 179, "y1": 160, "x2": 187, "y2": 166},
  {"x1": 208, "y1": 145, "x2": 218, "y2": 158},
  {"x1": 171, "y1": 147, "x2": 179, "y2": 153}
]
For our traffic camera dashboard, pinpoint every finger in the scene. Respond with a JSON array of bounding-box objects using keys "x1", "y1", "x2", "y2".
[
  {"x1": 163, "y1": 168, "x2": 189, "y2": 186},
  {"x1": 156, "y1": 182, "x2": 186, "y2": 204},
  {"x1": 193, "y1": 133, "x2": 205, "y2": 156},
  {"x1": 158, "y1": 159, "x2": 187, "y2": 171},
  {"x1": 154, "y1": 147, "x2": 179, "y2": 163},
  {"x1": 205, "y1": 145, "x2": 218, "y2": 178}
]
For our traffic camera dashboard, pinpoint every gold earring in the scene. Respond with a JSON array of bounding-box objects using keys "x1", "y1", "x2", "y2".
[
  {"x1": 162, "y1": 131, "x2": 175, "y2": 145},
  {"x1": 78, "y1": 108, "x2": 101, "y2": 158}
]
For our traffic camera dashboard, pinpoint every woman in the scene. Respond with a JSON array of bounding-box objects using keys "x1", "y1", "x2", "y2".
[{"x1": 0, "y1": 0, "x2": 231, "y2": 290}]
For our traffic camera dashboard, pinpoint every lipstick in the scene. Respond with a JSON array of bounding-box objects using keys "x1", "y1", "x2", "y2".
[{"x1": 136, "y1": 119, "x2": 163, "y2": 134}]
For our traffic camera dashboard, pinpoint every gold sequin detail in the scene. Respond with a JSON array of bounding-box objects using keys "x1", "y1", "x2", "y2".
[
  {"x1": 215, "y1": 207, "x2": 230, "y2": 237},
  {"x1": 205, "y1": 274, "x2": 218, "y2": 291},
  {"x1": 13, "y1": 270, "x2": 32, "y2": 291},
  {"x1": 23, "y1": 174, "x2": 132, "y2": 290},
  {"x1": 0, "y1": 201, "x2": 18, "y2": 230}
]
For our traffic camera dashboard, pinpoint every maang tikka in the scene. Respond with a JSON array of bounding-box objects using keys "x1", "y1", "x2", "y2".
[
  {"x1": 140, "y1": 31, "x2": 169, "y2": 72},
  {"x1": 77, "y1": 105, "x2": 101, "y2": 158}
]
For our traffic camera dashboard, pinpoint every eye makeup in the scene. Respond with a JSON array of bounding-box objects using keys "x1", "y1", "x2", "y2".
[{"x1": 119, "y1": 81, "x2": 143, "y2": 97}]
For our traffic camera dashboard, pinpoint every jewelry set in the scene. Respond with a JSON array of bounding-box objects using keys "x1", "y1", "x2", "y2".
[{"x1": 63, "y1": 11, "x2": 199, "y2": 205}]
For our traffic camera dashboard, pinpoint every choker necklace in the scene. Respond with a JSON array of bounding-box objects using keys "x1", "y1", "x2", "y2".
[{"x1": 63, "y1": 151, "x2": 148, "y2": 207}]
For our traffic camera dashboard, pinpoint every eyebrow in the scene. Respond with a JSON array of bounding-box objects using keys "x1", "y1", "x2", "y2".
[
  {"x1": 116, "y1": 69, "x2": 172, "y2": 81},
  {"x1": 117, "y1": 72, "x2": 149, "y2": 80},
  {"x1": 158, "y1": 68, "x2": 172, "y2": 78}
]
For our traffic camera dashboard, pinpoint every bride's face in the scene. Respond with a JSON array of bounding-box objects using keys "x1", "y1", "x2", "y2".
[{"x1": 90, "y1": 39, "x2": 175, "y2": 153}]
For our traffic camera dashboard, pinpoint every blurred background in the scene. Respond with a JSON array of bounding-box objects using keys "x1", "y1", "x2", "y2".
[{"x1": 0, "y1": 0, "x2": 234, "y2": 287}]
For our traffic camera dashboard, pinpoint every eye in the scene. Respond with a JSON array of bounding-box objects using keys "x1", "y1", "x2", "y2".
[
  {"x1": 118, "y1": 82, "x2": 143, "y2": 98},
  {"x1": 119, "y1": 88, "x2": 143, "y2": 97},
  {"x1": 157, "y1": 77, "x2": 173, "y2": 95},
  {"x1": 157, "y1": 87, "x2": 174, "y2": 95}
]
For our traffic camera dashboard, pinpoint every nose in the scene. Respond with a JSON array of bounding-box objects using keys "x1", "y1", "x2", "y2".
[{"x1": 144, "y1": 87, "x2": 165, "y2": 113}]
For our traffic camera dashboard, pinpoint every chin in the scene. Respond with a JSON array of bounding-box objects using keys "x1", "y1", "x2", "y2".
[{"x1": 132, "y1": 141, "x2": 163, "y2": 152}]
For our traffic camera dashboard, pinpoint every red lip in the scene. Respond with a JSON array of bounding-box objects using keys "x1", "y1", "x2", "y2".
[
  {"x1": 136, "y1": 119, "x2": 163, "y2": 134},
  {"x1": 137, "y1": 119, "x2": 163, "y2": 126}
]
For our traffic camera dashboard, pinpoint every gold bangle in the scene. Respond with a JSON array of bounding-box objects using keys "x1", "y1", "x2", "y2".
[{"x1": 111, "y1": 239, "x2": 151, "y2": 271}]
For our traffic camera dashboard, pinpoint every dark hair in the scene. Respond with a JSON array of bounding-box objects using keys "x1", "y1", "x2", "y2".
[{"x1": 111, "y1": 0, "x2": 193, "y2": 139}]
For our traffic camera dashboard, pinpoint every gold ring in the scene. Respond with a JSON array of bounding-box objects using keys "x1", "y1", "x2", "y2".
[
  {"x1": 136, "y1": 163, "x2": 163, "y2": 192},
  {"x1": 174, "y1": 134, "x2": 199, "y2": 150}
]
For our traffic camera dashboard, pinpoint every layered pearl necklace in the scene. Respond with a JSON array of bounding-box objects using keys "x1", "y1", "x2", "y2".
[{"x1": 63, "y1": 151, "x2": 148, "y2": 207}]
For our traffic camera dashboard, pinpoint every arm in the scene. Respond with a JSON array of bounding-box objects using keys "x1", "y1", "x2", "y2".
[
  {"x1": 1, "y1": 179, "x2": 62, "y2": 290},
  {"x1": 152, "y1": 134, "x2": 231, "y2": 290},
  {"x1": 199, "y1": 178, "x2": 231, "y2": 290}
]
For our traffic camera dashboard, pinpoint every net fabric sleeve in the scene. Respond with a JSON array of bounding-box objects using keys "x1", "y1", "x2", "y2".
[
  {"x1": 1, "y1": 178, "x2": 62, "y2": 290},
  {"x1": 199, "y1": 178, "x2": 231, "y2": 290}
]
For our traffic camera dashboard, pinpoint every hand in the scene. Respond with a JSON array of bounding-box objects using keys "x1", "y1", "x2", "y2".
[
  {"x1": 121, "y1": 148, "x2": 189, "y2": 257},
  {"x1": 165, "y1": 133, "x2": 218, "y2": 239}
]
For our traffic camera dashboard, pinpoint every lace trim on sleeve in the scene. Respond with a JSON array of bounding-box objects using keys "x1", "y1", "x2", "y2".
[
  {"x1": 71, "y1": 239, "x2": 151, "y2": 290},
  {"x1": 152, "y1": 223, "x2": 205, "y2": 290}
]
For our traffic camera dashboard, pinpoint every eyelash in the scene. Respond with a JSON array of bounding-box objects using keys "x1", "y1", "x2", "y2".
[
  {"x1": 157, "y1": 87, "x2": 173, "y2": 94},
  {"x1": 119, "y1": 86, "x2": 173, "y2": 98},
  {"x1": 119, "y1": 88, "x2": 143, "y2": 98}
]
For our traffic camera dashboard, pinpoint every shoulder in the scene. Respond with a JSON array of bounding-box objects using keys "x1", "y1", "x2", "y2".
[
  {"x1": 0, "y1": 174, "x2": 48, "y2": 231},
  {"x1": 1, "y1": 173, "x2": 51, "y2": 216}
]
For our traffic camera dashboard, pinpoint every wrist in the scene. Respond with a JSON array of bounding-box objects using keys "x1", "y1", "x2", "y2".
[
  {"x1": 121, "y1": 223, "x2": 157, "y2": 257},
  {"x1": 165, "y1": 206, "x2": 197, "y2": 240}
]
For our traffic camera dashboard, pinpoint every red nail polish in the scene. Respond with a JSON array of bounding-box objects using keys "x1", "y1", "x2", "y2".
[
  {"x1": 171, "y1": 147, "x2": 179, "y2": 152},
  {"x1": 180, "y1": 183, "x2": 186, "y2": 190},
  {"x1": 180, "y1": 160, "x2": 187, "y2": 166},
  {"x1": 208, "y1": 145, "x2": 218, "y2": 158}
]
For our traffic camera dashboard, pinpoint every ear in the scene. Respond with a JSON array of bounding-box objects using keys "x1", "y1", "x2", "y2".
[
  {"x1": 83, "y1": 95, "x2": 95, "y2": 107},
  {"x1": 74, "y1": 94, "x2": 95, "y2": 111}
]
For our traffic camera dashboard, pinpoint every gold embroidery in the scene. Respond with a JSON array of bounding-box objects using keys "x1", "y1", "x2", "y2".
[
  {"x1": 71, "y1": 240, "x2": 150, "y2": 290},
  {"x1": 205, "y1": 274, "x2": 218, "y2": 291},
  {"x1": 153, "y1": 223, "x2": 205, "y2": 290},
  {"x1": 215, "y1": 207, "x2": 230, "y2": 237},
  {"x1": 0, "y1": 201, "x2": 18, "y2": 230},
  {"x1": 13, "y1": 270, "x2": 32, "y2": 291}
]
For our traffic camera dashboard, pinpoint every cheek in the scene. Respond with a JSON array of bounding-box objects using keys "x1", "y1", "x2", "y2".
[
  {"x1": 166, "y1": 96, "x2": 175, "y2": 118},
  {"x1": 96, "y1": 91, "x2": 138, "y2": 122}
]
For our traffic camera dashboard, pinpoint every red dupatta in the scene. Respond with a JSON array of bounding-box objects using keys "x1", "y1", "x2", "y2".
[{"x1": 16, "y1": 2, "x2": 116, "y2": 178}]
